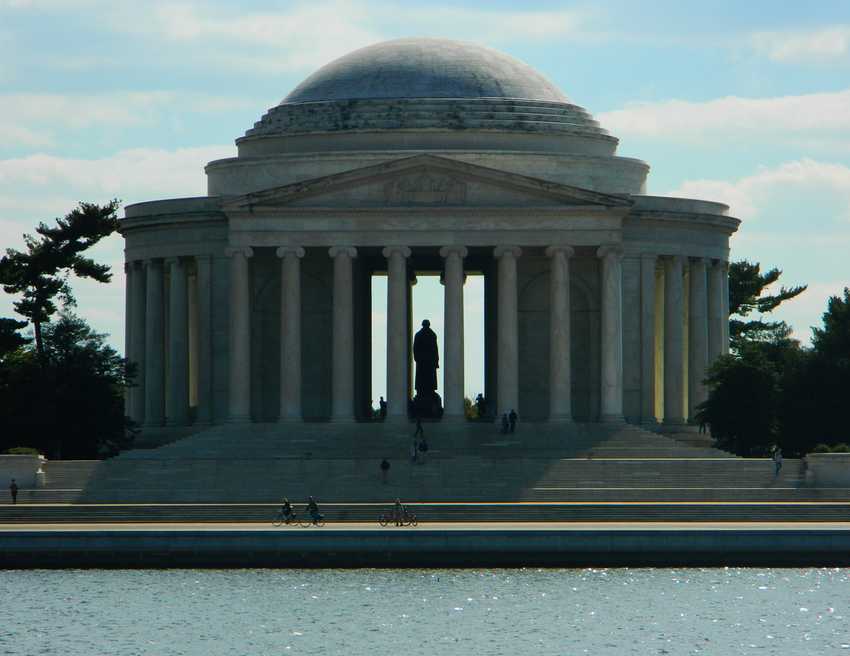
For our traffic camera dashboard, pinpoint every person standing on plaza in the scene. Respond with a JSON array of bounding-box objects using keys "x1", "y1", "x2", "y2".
[
  {"x1": 9, "y1": 479, "x2": 18, "y2": 504},
  {"x1": 500, "y1": 413, "x2": 509, "y2": 434},
  {"x1": 380, "y1": 458, "x2": 390, "y2": 484},
  {"x1": 772, "y1": 446, "x2": 783, "y2": 477},
  {"x1": 508, "y1": 409, "x2": 518, "y2": 433},
  {"x1": 413, "y1": 416, "x2": 424, "y2": 439}
]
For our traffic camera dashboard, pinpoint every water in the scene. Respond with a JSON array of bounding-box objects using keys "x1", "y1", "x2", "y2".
[{"x1": 2, "y1": 568, "x2": 848, "y2": 655}]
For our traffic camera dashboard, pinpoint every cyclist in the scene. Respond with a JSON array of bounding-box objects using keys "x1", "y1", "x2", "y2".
[
  {"x1": 394, "y1": 498, "x2": 405, "y2": 526},
  {"x1": 281, "y1": 498, "x2": 294, "y2": 524},
  {"x1": 307, "y1": 496, "x2": 323, "y2": 525}
]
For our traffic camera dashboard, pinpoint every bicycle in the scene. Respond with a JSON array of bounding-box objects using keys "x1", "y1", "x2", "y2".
[
  {"x1": 378, "y1": 510, "x2": 417, "y2": 527},
  {"x1": 299, "y1": 514, "x2": 326, "y2": 528},
  {"x1": 272, "y1": 509, "x2": 297, "y2": 527}
]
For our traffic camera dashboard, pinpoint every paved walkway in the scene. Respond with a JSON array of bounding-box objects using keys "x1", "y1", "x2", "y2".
[{"x1": 3, "y1": 521, "x2": 850, "y2": 531}]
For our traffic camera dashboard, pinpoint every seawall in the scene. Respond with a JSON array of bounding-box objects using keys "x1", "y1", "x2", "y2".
[{"x1": 2, "y1": 527, "x2": 850, "y2": 568}]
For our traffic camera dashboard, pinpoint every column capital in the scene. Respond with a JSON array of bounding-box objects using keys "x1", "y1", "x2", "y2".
[
  {"x1": 224, "y1": 246, "x2": 254, "y2": 259},
  {"x1": 493, "y1": 245, "x2": 522, "y2": 260},
  {"x1": 661, "y1": 253, "x2": 686, "y2": 266},
  {"x1": 712, "y1": 258, "x2": 729, "y2": 271},
  {"x1": 439, "y1": 245, "x2": 468, "y2": 259},
  {"x1": 329, "y1": 246, "x2": 357, "y2": 259},
  {"x1": 689, "y1": 255, "x2": 709, "y2": 265},
  {"x1": 640, "y1": 252, "x2": 658, "y2": 262},
  {"x1": 275, "y1": 246, "x2": 305, "y2": 259},
  {"x1": 596, "y1": 244, "x2": 624, "y2": 260},
  {"x1": 381, "y1": 245, "x2": 411, "y2": 259},
  {"x1": 545, "y1": 245, "x2": 575, "y2": 259},
  {"x1": 163, "y1": 256, "x2": 185, "y2": 267}
]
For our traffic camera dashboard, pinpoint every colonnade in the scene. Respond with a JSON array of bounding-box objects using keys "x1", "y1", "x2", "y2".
[
  {"x1": 124, "y1": 247, "x2": 729, "y2": 429},
  {"x1": 640, "y1": 255, "x2": 729, "y2": 427}
]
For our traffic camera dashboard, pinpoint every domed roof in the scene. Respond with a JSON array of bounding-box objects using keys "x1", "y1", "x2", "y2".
[
  {"x1": 240, "y1": 38, "x2": 616, "y2": 153},
  {"x1": 282, "y1": 38, "x2": 568, "y2": 105}
]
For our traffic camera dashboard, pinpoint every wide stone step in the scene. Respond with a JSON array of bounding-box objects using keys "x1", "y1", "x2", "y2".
[{"x1": 3, "y1": 502, "x2": 850, "y2": 524}]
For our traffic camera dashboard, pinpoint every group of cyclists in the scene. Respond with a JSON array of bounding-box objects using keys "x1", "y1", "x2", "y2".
[
  {"x1": 273, "y1": 497, "x2": 416, "y2": 527},
  {"x1": 273, "y1": 496, "x2": 324, "y2": 527}
]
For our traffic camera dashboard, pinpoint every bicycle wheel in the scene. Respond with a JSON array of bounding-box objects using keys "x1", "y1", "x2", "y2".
[
  {"x1": 378, "y1": 514, "x2": 389, "y2": 527},
  {"x1": 272, "y1": 513, "x2": 284, "y2": 527},
  {"x1": 315, "y1": 518, "x2": 326, "y2": 527},
  {"x1": 409, "y1": 514, "x2": 417, "y2": 527}
]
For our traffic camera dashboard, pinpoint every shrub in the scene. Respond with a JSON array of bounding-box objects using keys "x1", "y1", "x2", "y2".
[
  {"x1": 811, "y1": 444, "x2": 831, "y2": 453},
  {"x1": 831, "y1": 443, "x2": 850, "y2": 453},
  {"x1": 4, "y1": 446, "x2": 41, "y2": 456}
]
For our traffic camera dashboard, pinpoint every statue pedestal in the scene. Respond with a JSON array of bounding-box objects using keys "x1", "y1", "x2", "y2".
[{"x1": 411, "y1": 392, "x2": 443, "y2": 419}]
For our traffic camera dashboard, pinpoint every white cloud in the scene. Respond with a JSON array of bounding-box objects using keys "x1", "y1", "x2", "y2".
[
  {"x1": 667, "y1": 159, "x2": 850, "y2": 220},
  {"x1": 102, "y1": 1, "x2": 592, "y2": 74},
  {"x1": 598, "y1": 89, "x2": 850, "y2": 147},
  {"x1": 0, "y1": 144, "x2": 234, "y2": 348},
  {"x1": 0, "y1": 92, "x2": 260, "y2": 148},
  {"x1": 751, "y1": 25, "x2": 850, "y2": 62},
  {"x1": 0, "y1": 145, "x2": 232, "y2": 222}
]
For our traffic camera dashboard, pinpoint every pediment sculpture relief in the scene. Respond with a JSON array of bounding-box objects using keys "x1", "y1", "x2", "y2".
[{"x1": 384, "y1": 172, "x2": 467, "y2": 205}]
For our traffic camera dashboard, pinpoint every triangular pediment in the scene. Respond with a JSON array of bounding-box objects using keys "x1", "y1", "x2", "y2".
[{"x1": 224, "y1": 155, "x2": 633, "y2": 211}]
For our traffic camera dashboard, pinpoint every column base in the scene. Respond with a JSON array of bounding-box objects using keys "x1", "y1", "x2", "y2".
[
  {"x1": 278, "y1": 416, "x2": 303, "y2": 424},
  {"x1": 226, "y1": 415, "x2": 251, "y2": 424},
  {"x1": 658, "y1": 420, "x2": 690, "y2": 433},
  {"x1": 600, "y1": 413, "x2": 625, "y2": 424},
  {"x1": 329, "y1": 415, "x2": 356, "y2": 423},
  {"x1": 548, "y1": 414, "x2": 574, "y2": 424}
]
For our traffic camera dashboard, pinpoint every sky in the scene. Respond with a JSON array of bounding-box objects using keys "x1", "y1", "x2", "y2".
[{"x1": 2, "y1": 0, "x2": 849, "y2": 400}]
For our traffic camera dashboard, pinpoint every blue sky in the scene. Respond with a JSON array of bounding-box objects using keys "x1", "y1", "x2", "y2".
[{"x1": 2, "y1": 0, "x2": 849, "y2": 399}]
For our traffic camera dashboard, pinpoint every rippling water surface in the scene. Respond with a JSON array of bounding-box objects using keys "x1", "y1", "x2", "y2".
[{"x1": 2, "y1": 568, "x2": 849, "y2": 655}]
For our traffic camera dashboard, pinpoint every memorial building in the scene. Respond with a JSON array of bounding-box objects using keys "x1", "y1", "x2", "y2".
[{"x1": 121, "y1": 38, "x2": 739, "y2": 434}]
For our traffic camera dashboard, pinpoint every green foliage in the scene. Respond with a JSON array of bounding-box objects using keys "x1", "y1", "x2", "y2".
[
  {"x1": 4, "y1": 447, "x2": 41, "y2": 455},
  {"x1": 697, "y1": 351, "x2": 781, "y2": 456},
  {"x1": 702, "y1": 283, "x2": 850, "y2": 457},
  {"x1": 0, "y1": 318, "x2": 30, "y2": 360},
  {"x1": 811, "y1": 288, "x2": 850, "y2": 363},
  {"x1": 0, "y1": 200, "x2": 120, "y2": 358},
  {"x1": 728, "y1": 260, "x2": 806, "y2": 352},
  {"x1": 831, "y1": 443, "x2": 850, "y2": 453},
  {"x1": 464, "y1": 397, "x2": 478, "y2": 420},
  {"x1": 0, "y1": 312, "x2": 135, "y2": 458},
  {"x1": 812, "y1": 444, "x2": 831, "y2": 453}
]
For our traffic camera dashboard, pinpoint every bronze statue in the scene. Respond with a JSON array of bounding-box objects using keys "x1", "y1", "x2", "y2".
[{"x1": 412, "y1": 319, "x2": 442, "y2": 417}]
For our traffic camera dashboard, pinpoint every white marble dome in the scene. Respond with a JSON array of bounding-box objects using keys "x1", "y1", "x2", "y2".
[
  {"x1": 282, "y1": 38, "x2": 569, "y2": 104},
  {"x1": 239, "y1": 38, "x2": 612, "y2": 151}
]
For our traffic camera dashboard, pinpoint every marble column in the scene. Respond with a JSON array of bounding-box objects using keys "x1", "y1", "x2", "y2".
[
  {"x1": 277, "y1": 246, "x2": 305, "y2": 422},
  {"x1": 597, "y1": 245, "x2": 624, "y2": 422},
  {"x1": 130, "y1": 261, "x2": 146, "y2": 424},
  {"x1": 639, "y1": 254, "x2": 657, "y2": 424},
  {"x1": 688, "y1": 257, "x2": 709, "y2": 418},
  {"x1": 708, "y1": 259, "x2": 724, "y2": 364},
  {"x1": 494, "y1": 246, "x2": 521, "y2": 418},
  {"x1": 440, "y1": 246, "x2": 468, "y2": 421},
  {"x1": 194, "y1": 255, "x2": 213, "y2": 424},
  {"x1": 226, "y1": 247, "x2": 253, "y2": 423},
  {"x1": 383, "y1": 246, "x2": 411, "y2": 422},
  {"x1": 143, "y1": 259, "x2": 165, "y2": 427},
  {"x1": 330, "y1": 247, "x2": 357, "y2": 421},
  {"x1": 166, "y1": 258, "x2": 190, "y2": 426},
  {"x1": 663, "y1": 255, "x2": 686, "y2": 426},
  {"x1": 720, "y1": 261, "x2": 730, "y2": 355},
  {"x1": 124, "y1": 263, "x2": 133, "y2": 417},
  {"x1": 546, "y1": 245, "x2": 574, "y2": 422}
]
